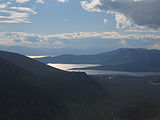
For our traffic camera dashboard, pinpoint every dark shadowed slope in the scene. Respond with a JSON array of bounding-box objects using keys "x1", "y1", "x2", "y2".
[
  {"x1": 36, "y1": 48, "x2": 160, "y2": 72},
  {"x1": 0, "y1": 50, "x2": 109, "y2": 103},
  {"x1": 0, "y1": 57, "x2": 70, "y2": 120}
]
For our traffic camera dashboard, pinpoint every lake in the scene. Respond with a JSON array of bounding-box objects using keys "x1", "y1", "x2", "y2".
[{"x1": 48, "y1": 63, "x2": 160, "y2": 76}]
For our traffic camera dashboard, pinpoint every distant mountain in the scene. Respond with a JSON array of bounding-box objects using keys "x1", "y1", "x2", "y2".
[
  {"x1": 0, "y1": 50, "x2": 109, "y2": 119},
  {"x1": 36, "y1": 48, "x2": 160, "y2": 72}
]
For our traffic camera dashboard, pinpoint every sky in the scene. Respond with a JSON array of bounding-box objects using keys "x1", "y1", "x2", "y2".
[{"x1": 0, "y1": 0, "x2": 160, "y2": 55}]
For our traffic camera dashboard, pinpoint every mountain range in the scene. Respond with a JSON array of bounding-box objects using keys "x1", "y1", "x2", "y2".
[
  {"x1": 36, "y1": 48, "x2": 160, "y2": 72},
  {"x1": 0, "y1": 50, "x2": 109, "y2": 120}
]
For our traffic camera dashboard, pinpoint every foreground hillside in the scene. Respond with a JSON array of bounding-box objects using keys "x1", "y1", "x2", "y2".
[
  {"x1": 0, "y1": 51, "x2": 109, "y2": 120},
  {"x1": 90, "y1": 75, "x2": 160, "y2": 120},
  {"x1": 0, "y1": 57, "x2": 70, "y2": 120},
  {"x1": 36, "y1": 48, "x2": 160, "y2": 72}
]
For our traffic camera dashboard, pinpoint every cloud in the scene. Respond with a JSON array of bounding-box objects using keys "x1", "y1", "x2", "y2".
[
  {"x1": 119, "y1": 39, "x2": 127, "y2": 45},
  {"x1": 45, "y1": 31, "x2": 160, "y2": 40},
  {"x1": 0, "y1": 32, "x2": 43, "y2": 47},
  {"x1": 0, "y1": 31, "x2": 160, "y2": 51},
  {"x1": 0, "y1": 0, "x2": 68, "y2": 24},
  {"x1": 0, "y1": 2, "x2": 11, "y2": 9},
  {"x1": 10, "y1": 7, "x2": 37, "y2": 14},
  {"x1": 52, "y1": 41, "x2": 64, "y2": 48},
  {"x1": 81, "y1": 0, "x2": 160, "y2": 29},
  {"x1": 104, "y1": 18, "x2": 109, "y2": 24},
  {"x1": 36, "y1": 0, "x2": 45, "y2": 4},
  {"x1": 16, "y1": 0, "x2": 30, "y2": 4},
  {"x1": 0, "y1": 1, "x2": 40, "y2": 23},
  {"x1": 150, "y1": 42, "x2": 160, "y2": 49},
  {"x1": 0, "y1": 32, "x2": 65, "y2": 48},
  {"x1": 0, "y1": 9, "x2": 35, "y2": 23},
  {"x1": 57, "y1": 0, "x2": 69, "y2": 3},
  {"x1": 125, "y1": 29, "x2": 158, "y2": 33},
  {"x1": 0, "y1": 2, "x2": 37, "y2": 24}
]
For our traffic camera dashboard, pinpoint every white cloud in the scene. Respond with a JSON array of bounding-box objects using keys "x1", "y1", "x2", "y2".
[
  {"x1": 0, "y1": 31, "x2": 160, "y2": 50},
  {"x1": 0, "y1": 0, "x2": 68, "y2": 24},
  {"x1": 150, "y1": 42, "x2": 160, "y2": 49},
  {"x1": 36, "y1": 0, "x2": 45, "y2": 4},
  {"x1": 45, "y1": 31, "x2": 160, "y2": 40},
  {"x1": 10, "y1": 7, "x2": 37, "y2": 14},
  {"x1": 52, "y1": 41, "x2": 64, "y2": 48},
  {"x1": 0, "y1": 2, "x2": 37, "y2": 23},
  {"x1": 0, "y1": 1, "x2": 39, "y2": 23},
  {"x1": 125, "y1": 29, "x2": 158, "y2": 33},
  {"x1": 104, "y1": 18, "x2": 109, "y2": 24},
  {"x1": 16, "y1": 0, "x2": 30, "y2": 4},
  {"x1": 81, "y1": 0, "x2": 160, "y2": 29},
  {"x1": 119, "y1": 39, "x2": 127, "y2": 45},
  {"x1": 0, "y1": 2, "x2": 11, "y2": 9},
  {"x1": 0, "y1": 10, "x2": 34, "y2": 23},
  {"x1": 57, "y1": 0, "x2": 69, "y2": 3}
]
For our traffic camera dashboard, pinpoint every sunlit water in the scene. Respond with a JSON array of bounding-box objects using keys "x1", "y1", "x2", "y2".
[
  {"x1": 27, "y1": 56, "x2": 48, "y2": 58},
  {"x1": 48, "y1": 63, "x2": 160, "y2": 76},
  {"x1": 48, "y1": 63, "x2": 100, "y2": 71}
]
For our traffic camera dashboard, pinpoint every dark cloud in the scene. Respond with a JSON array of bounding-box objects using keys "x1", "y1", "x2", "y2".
[{"x1": 81, "y1": 0, "x2": 160, "y2": 28}]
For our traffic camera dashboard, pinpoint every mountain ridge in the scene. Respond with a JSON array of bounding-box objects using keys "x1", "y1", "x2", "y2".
[
  {"x1": 0, "y1": 50, "x2": 110, "y2": 103},
  {"x1": 0, "y1": 50, "x2": 110, "y2": 119},
  {"x1": 36, "y1": 48, "x2": 160, "y2": 72}
]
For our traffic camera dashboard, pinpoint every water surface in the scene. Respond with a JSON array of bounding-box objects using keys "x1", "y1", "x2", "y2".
[{"x1": 48, "y1": 63, "x2": 160, "y2": 76}]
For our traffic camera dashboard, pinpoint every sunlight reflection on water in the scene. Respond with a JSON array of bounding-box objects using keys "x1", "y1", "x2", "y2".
[
  {"x1": 48, "y1": 63, "x2": 100, "y2": 71},
  {"x1": 48, "y1": 63, "x2": 160, "y2": 76}
]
